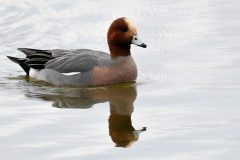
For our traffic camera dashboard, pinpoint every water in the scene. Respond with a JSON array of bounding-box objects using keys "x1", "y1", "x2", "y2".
[{"x1": 1, "y1": 0, "x2": 240, "y2": 159}]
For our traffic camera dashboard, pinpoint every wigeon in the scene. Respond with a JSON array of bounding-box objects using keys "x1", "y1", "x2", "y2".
[{"x1": 7, "y1": 17, "x2": 147, "y2": 86}]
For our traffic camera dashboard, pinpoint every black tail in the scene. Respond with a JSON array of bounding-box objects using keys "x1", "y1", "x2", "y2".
[
  {"x1": 7, "y1": 48, "x2": 53, "y2": 75},
  {"x1": 7, "y1": 56, "x2": 30, "y2": 75}
]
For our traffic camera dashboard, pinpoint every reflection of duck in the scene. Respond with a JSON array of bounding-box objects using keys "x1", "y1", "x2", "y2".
[
  {"x1": 25, "y1": 82, "x2": 146, "y2": 147},
  {"x1": 109, "y1": 112, "x2": 146, "y2": 147}
]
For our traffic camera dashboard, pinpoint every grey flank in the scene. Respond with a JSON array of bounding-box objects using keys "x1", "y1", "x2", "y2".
[
  {"x1": 45, "y1": 49, "x2": 113, "y2": 73},
  {"x1": 34, "y1": 69, "x2": 93, "y2": 86}
]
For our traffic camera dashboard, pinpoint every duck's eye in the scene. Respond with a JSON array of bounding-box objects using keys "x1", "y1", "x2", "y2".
[{"x1": 118, "y1": 27, "x2": 128, "y2": 32}]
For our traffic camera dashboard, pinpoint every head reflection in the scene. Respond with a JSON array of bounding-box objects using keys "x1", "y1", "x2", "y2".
[
  {"x1": 109, "y1": 108, "x2": 146, "y2": 147},
  {"x1": 26, "y1": 83, "x2": 146, "y2": 147}
]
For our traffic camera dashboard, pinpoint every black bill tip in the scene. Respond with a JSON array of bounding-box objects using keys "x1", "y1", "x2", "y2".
[{"x1": 139, "y1": 43, "x2": 147, "y2": 48}]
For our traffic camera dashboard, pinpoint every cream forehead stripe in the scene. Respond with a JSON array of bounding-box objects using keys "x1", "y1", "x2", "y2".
[{"x1": 123, "y1": 18, "x2": 137, "y2": 34}]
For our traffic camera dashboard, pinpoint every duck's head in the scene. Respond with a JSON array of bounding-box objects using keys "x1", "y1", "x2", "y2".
[{"x1": 107, "y1": 17, "x2": 147, "y2": 58}]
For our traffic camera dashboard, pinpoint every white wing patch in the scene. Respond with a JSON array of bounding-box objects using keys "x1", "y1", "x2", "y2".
[
  {"x1": 62, "y1": 72, "x2": 80, "y2": 76},
  {"x1": 29, "y1": 68, "x2": 39, "y2": 78}
]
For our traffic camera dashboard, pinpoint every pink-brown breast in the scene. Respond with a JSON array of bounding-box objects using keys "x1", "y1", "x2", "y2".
[{"x1": 92, "y1": 57, "x2": 137, "y2": 86}]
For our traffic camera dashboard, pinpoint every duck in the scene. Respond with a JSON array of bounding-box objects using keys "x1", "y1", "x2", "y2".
[{"x1": 7, "y1": 17, "x2": 147, "y2": 86}]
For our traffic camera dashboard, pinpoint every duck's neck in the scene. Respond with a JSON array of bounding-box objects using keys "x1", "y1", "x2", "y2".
[{"x1": 109, "y1": 43, "x2": 131, "y2": 58}]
